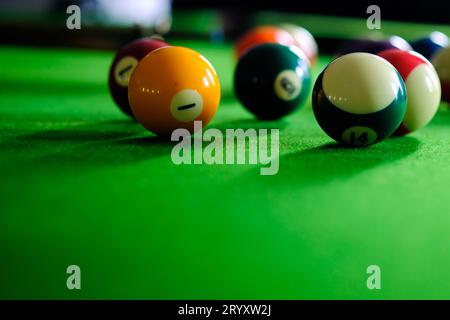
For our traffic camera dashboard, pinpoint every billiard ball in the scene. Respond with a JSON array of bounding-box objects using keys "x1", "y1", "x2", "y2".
[
  {"x1": 128, "y1": 46, "x2": 221, "y2": 137},
  {"x1": 312, "y1": 53, "x2": 406, "y2": 147},
  {"x1": 336, "y1": 37, "x2": 411, "y2": 57},
  {"x1": 278, "y1": 23, "x2": 318, "y2": 65},
  {"x1": 378, "y1": 49, "x2": 441, "y2": 135},
  {"x1": 411, "y1": 32, "x2": 449, "y2": 60},
  {"x1": 432, "y1": 46, "x2": 450, "y2": 103},
  {"x1": 235, "y1": 25, "x2": 297, "y2": 58},
  {"x1": 234, "y1": 43, "x2": 311, "y2": 120},
  {"x1": 108, "y1": 37, "x2": 169, "y2": 118}
]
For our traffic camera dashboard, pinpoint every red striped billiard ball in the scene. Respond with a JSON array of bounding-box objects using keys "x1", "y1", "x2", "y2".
[{"x1": 378, "y1": 49, "x2": 441, "y2": 135}]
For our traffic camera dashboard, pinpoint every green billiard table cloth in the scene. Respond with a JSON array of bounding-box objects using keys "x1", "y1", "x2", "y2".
[{"x1": 1, "y1": 40, "x2": 450, "y2": 299}]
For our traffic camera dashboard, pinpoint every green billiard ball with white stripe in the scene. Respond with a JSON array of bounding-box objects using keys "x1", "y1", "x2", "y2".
[{"x1": 312, "y1": 52, "x2": 407, "y2": 147}]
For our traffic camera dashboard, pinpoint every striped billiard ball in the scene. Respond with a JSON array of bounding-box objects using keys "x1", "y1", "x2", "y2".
[
  {"x1": 234, "y1": 43, "x2": 311, "y2": 120},
  {"x1": 278, "y1": 23, "x2": 318, "y2": 65},
  {"x1": 378, "y1": 50, "x2": 441, "y2": 135},
  {"x1": 410, "y1": 32, "x2": 449, "y2": 60},
  {"x1": 312, "y1": 52, "x2": 407, "y2": 147},
  {"x1": 235, "y1": 26, "x2": 297, "y2": 58}
]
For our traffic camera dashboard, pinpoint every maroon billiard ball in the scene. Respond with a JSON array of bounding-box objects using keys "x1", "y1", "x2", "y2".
[{"x1": 108, "y1": 38, "x2": 169, "y2": 118}]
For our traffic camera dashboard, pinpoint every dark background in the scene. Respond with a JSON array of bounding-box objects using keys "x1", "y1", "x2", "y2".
[
  {"x1": 174, "y1": 0, "x2": 449, "y2": 24},
  {"x1": 0, "y1": 0, "x2": 447, "y2": 49}
]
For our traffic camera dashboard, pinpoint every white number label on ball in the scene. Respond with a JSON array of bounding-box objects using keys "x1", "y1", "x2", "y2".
[
  {"x1": 274, "y1": 70, "x2": 302, "y2": 101},
  {"x1": 114, "y1": 56, "x2": 139, "y2": 87},
  {"x1": 342, "y1": 126, "x2": 378, "y2": 146},
  {"x1": 170, "y1": 89, "x2": 203, "y2": 122}
]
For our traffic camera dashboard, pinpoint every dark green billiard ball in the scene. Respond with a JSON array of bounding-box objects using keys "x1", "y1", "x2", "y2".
[{"x1": 234, "y1": 43, "x2": 311, "y2": 120}]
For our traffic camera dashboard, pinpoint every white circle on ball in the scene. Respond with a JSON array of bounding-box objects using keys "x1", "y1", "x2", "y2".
[
  {"x1": 114, "y1": 56, "x2": 138, "y2": 87},
  {"x1": 274, "y1": 69, "x2": 302, "y2": 101},
  {"x1": 170, "y1": 89, "x2": 203, "y2": 122},
  {"x1": 342, "y1": 126, "x2": 378, "y2": 146}
]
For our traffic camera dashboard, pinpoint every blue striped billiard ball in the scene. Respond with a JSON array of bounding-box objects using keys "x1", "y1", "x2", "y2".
[{"x1": 411, "y1": 32, "x2": 449, "y2": 60}]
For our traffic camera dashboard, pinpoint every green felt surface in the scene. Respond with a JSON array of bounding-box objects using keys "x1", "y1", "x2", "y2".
[{"x1": 1, "y1": 40, "x2": 450, "y2": 299}]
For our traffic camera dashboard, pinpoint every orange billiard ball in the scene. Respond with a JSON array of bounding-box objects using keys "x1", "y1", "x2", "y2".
[
  {"x1": 235, "y1": 25, "x2": 296, "y2": 58},
  {"x1": 128, "y1": 46, "x2": 221, "y2": 137}
]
